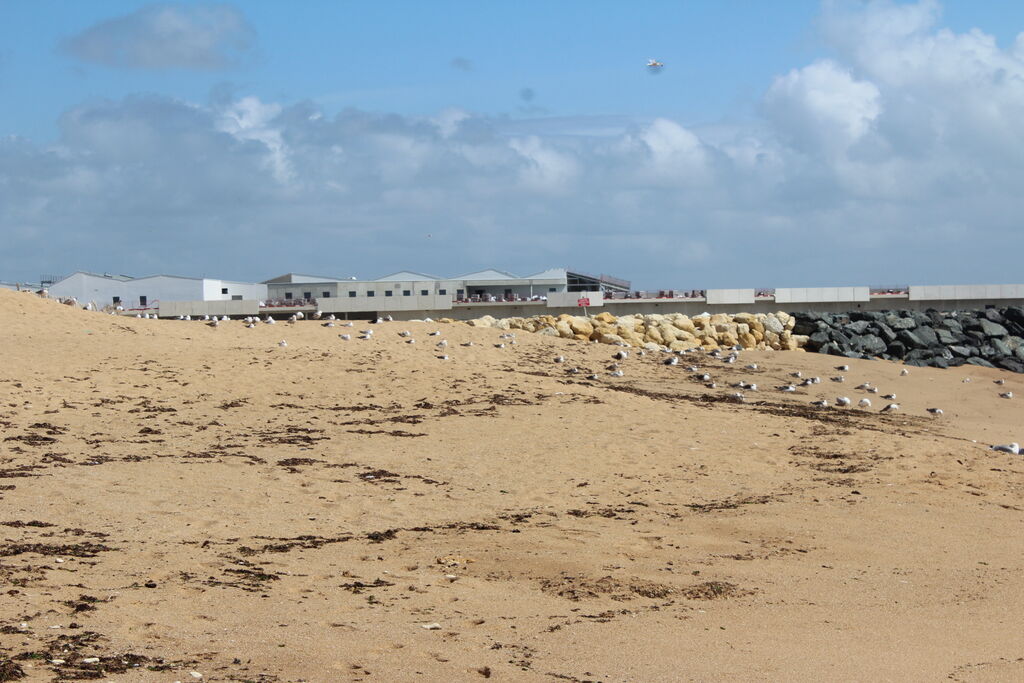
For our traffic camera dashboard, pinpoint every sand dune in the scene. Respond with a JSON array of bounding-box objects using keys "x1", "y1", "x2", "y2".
[{"x1": 1, "y1": 289, "x2": 1022, "y2": 682}]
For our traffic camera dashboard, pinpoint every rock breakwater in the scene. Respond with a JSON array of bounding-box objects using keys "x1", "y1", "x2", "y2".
[{"x1": 457, "y1": 306, "x2": 1024, "y2": 372}]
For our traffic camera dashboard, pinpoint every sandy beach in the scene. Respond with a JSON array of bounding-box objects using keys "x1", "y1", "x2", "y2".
[{"x1": 1, "y1": 289, "x2": 1022, "y2": 682}]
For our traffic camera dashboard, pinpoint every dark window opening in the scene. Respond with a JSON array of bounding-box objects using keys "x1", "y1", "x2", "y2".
[
  {"x1": 139, "y1": 296, "x2": 147, "y2": 306},
  {"x1": 420, "y1": 289, "x2": 429, "y2": 296},
  {"x1": 367, "y1": 291, "x2": 375, "y2": 297},
  {"x1": 303, "y1": 291, "x2": 312, "y2": 299},
  {"x1": 439, "y1": 289, "x2": 447, "y2": 295},
  {"x1": 221, "y1": 287, "x2": 228, "y2": 294},
  {"x1": 548, "y1": 287, "x2": 557, "y2": 292},
  {"x1": 112, "y1": 296, "x2": 121, "y2": 304},
  {"x1": 402, "y1": 290, "x2": 411, "y2": 296},
  {"x1": 456, "y1": 289, "x2": 464, "y2": 299},
  {"x1": 284, "y1": 292, "x2": 293, "y2": 300},
  {"x1": 385, "y1": 290, "x2": 393, "y2": 297},
  {"x1": 348, "y1": 291, "x2": 357, "y2": 297},
  {"x1": 322, "y1": 291, "x2": 331, "y2": 298},
  {"x1": 231, "y1": 295, "x2": 242, "y2": 301},
  {"x1": 504, "y1": 289, "x2": 512, "y2": 297}
]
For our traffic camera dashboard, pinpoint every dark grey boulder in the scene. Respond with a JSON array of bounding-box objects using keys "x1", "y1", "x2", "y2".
[
  {"x1": 948, "y1": 345, "x2": 974, "y2": 357},
  {"x1": 914, "y1": 325, "x2": 939, "y2": 347},
  {"x1": 935, "y1": 328, "x2": 959, "y2": 345},
  {"x1": 979, "y1": 319, "x2": 1009, "y2": 337},
  {"x1": 886, "y1": 315, "x2": 918, "y2": 330},
  {"x1": 983, "y1": 308, "x2": 1006, "y2": 324},
  {"x1": 887, "y1": 340, "x2": 907, "y2": 357},
  {"x1": 995, "y1": 357, "x2": 1024, "y2": 373},
  {"x1": 966, "y1": 357, "x2": 996, "y2": 368},
  {"x1": 852, "y1": 334, "x2": 887, "y2": 355},
  {"x1": 991, "y1": 338, "x2": 1012, "y2": 356},
  {"x1": 940, "y1": 318, "x2": 963, "y2": 333},
  {"x1": 898, "y1": 329, "x2": 928, "y2": 349},
  {"x1": 874, "y1": 322, "x2": 897, "y2": 343},
  {"x1": 844, "y1": 320, "x2": 872, "y2": 335}
]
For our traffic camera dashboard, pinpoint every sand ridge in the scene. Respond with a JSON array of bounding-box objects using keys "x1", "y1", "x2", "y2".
[{"x1": 0, "y1": 289, "x2": 1022, "y2": 681}]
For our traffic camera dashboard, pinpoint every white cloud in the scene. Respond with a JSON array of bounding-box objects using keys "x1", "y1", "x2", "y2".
[
  {"x1": 3, "y1": 1, "x2": 1024, "y2": 287},
  {"x1": 61, "y1": 3, "x2": 255, "y2": 70}
]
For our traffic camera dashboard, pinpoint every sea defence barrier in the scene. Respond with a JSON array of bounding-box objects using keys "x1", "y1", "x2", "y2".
[{"x1": 456, "y1": 306, "x2": 1024, "y2": 373}]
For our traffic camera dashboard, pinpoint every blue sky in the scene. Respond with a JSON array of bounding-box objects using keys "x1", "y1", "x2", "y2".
[{"x1": 2, "y1": 1, "x2": 1024, "y2": 288}]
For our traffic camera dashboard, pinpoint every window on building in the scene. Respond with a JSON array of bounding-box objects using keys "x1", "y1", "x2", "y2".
[
  {"x1": 221, "y1": 287, "x2": 228, "y2": 294},
  {"x1": 367, "y1": 291, "x2": 375, "y2": 297},
  {"x1": 420, "y1": 289, "x2": 429, "y2": 296},
  {"x1": 549, "y1": 287, "x2": 557, "y2": 292},
  {"x1": 139, "y1": 296, "x2": 147, "y2": 306},
  {"x1": 322, "y1": 291, "x2": 331, "y2": 298},
  {"x1": 284, "y1": 292, "x2": 293, "y2": 300},
  {"x1": 348, "y1": 291, "x2": 356, "y2": 297},
  {"x1": 385, "y1": 290, "x2": 393, "y2": 297},
  {"x1": 231, "y1": 295, "x2": 242, "y2": 301},
  {"x1": 402, "y1": 290, "x2": 411, "y2": 296},
  {"x1": 504, "y1": 289, "x2": 512, "y2": 297},
  {"x1": 303, "y1": 291, "x2": 312, "y2": 300},
  {"x1": 439, "y1": 289, "x2": 447, "y2": 295},
  {"x1": 112, "y1": 296, "x2": 121, "y2": 304},
  {"x1": 456, "y1": 289, "x2": 464, "y2": 299}
]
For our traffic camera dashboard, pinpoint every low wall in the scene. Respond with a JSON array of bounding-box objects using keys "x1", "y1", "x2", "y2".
[{"x1": 158, "y1": 299, "x2": 260, "y2": 318}]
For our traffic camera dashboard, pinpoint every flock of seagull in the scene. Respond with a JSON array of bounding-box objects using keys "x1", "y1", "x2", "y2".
[{"x1": 165, "y1": 310, "x2": 1018, "y2": 456}]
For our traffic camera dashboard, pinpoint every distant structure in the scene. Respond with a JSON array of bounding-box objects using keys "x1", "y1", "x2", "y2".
[{"x1": 18, "y1": 268, "x2": 1024, "y2": 321}]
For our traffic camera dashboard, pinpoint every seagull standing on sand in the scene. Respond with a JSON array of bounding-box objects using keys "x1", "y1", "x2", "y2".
[
  {"x1": 554, "y1": 356, "x2": 566, "y2": 363},
  {"x1": 836, "y1": 397, "x2": 851, "y2": 407},
  {"x1": 999, "y1": 391, "x2": 1013, "y2": 399},
  {"x1": 858, "y1": 398, "x2": 872, "y2": 408},
  {"x1": 900, "y1": 368, "x2": 910, "y2": 376},
  {"x1": 880, "y1": 403, "x2": 900, "y2": 413},
  {"x1": 990, "y1": 442, "x2": 1020, "y2": 455},
  {"x1": 778, "y1": 385, "x2": 797, "y2": 393},
  {"x1": 810, "y1": 399, "x2": 829, "y2": 408},
  {"x1": 613, "y1": 350, "x2": 629, "y2": 361},
  {"x1": 926, "y1": 408, "x2": 944, "y2": 415},
  {"x1": 882, "y1": 393, "x2": 896, "y2": 400},
  {"x1": 836, "y1": 365, "x2": 850, "y2": 372},
  {"x1": 278, "y1": 340, "x2": 288, "y2": 347}
]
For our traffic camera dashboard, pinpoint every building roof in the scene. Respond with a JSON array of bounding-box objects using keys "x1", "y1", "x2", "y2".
[
  {"x1": 456, "y1": 268, "x2": 522, "y2": 281},
  {"x1": 262, "y1": 273, "x2": 351, "y2": 284},
  {"x1": 374, "y1": 270, "x2": 441, "y2": 281}
]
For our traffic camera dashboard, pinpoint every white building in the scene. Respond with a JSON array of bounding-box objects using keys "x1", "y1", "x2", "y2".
[{"x1": 48, "y1": 271, "x2": 267, "y2": 310}]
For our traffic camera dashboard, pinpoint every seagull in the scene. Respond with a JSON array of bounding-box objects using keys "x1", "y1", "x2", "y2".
[
  {"x1": 858, "y1": 398, "x2": 872, "y2": 408},
  {"x1": 746, "y1": 383, "x2": 758, "y2": 392},
  {"x1": 810, "y1": 399, "x2": 829, "y2": 408},
  {"x1": 835, "y1": 396, "x2": 851, "y2": 407},
  {"x1": 607, "y1": 363, "x2": 621, "y2": 371},
  {"x1": 699, "y1": 373, "x2": 711, "y2": 381},
  {"x1": 791, "y1": 371, "x2": 803, "y2": 379},
  {"x1": 799, "y1": 378, "x2": 815, "y2": 387},
  {"x1": 867, "y1": 387, "x2": 879, "y2": 394},
  {"x1": 360, "y1": 329, "x2": 374, "y2": 335},
  {"x1": 836, "y1": 365, "x2": 850, "y2": 371},
  {"x1": 685, "y1": 365, "x2": 699, "y2": 372},
  {"x1": 207, "y1": 320, "x2": 219, "y2": 328},
  {"x1": 339, "y1": 334, "x2": 351, "y2": 340},
  {"x1": 327, "y1": 314, "x2": 337, "y2": 321},
  {"x1": 745, "y1": 363, "x2": 758, "y2": 370},
  {"x1": 729, "y1": 392, "x2": 745, "y2": 401},
  {"x1": 830, "y1": 376, "x2": 845, "y2": 383},
  {"x1": 778, "y1": 385, "x2": 797, "y2": 393},
  {"x1": 568, "y1": 367, "x2": 580, "y2": 374},
  {"x1": 398, "y1": 331, "x2": 412, "y2": 337},
  {"x1": 495, "y1": 343, "x2": 506, "y2": 349},
  {"x1": 278, "y1": 340, "x2": 288, "y2": 348},
  {"x1": 990, "y1": 442, "x2": 1020, "y2": 455},
  {"x1": 855, "y1": 382, "x2": 872, "y2": 390},
  {"x1": 995, "y1": 379, "x2": 1006, "y2": 385},
  {"x1": 926, "y1": 408, "x2": 944, "y2": 415},
  {"x1": 810, "y1": 376, "x2": 822, "y2": 384},
  {"x1": 264, "y1": 317, "x2": 276, "y2": 325},
  {"x1": 313, "y1": 311, "x2": 323, "y2": 320},
  {"x1": 882, "y1": 393, "x2": 896, "y2": 400},
  {"x1": 664, "y1": 356, "x2": 679, "y2": 366},
  {"x1": 288, "y1": 314, "x2": 298, "y2": 323},
  {"x1": 341, "y1": 321, "x2": 353, "y2": 327},
  {"x1": 428, "y1": 331, "x2": 441, "y2": 336},
  {"x1": 295, "y1": 312, "x2": 305, "y2": 320},
  {"x1": 1000, "y1": 392, "x2": 1014, "y2": 399},
  {"x1": 554, "y1": 356, "x2": 566, "y2": 363},
  {"x1": 880, "y1": 403, "x2": 900, "y2": 413},
  {"x1": 323, "y1": 322, "x2": 335, "y2": 327},
  {"x1": 587, "y1": 373, "x2": 600, "y2": 380},
  {"x1": 609, "y1": 369, "x2": 624, "y2": 377},
  {"x1": 436, "y1": 340, "x2": 448, "y2": 348},
  {"x1": 637, "y1": 350, "x2": 646, "y2": 357},
  {"x1": 962, "y1": 378, "x2": 972, "y2": 383},
  {"x1": 438, "y1": 354, "x2": 449, "y2": 360},
  {"x1": 900, "y1": 368, "x2": 910, "y2": 376},
  {"x1": 461, "y1": 341, "x2": 475, "y2": 347},
  {"x1": 613, "y1": 350, "x2": 629, "y2": 361}
]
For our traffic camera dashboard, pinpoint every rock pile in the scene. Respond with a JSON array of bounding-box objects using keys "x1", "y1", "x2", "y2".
[
  {"x1": 791, "y1": 307, "x2": 1024, "y2": 372},
  {"x1": 457, "y1": 306, "x2": 1024, "y2": 373},
  {"x1": 460, "y1": 311, "x2": 808, "y2": 352}
]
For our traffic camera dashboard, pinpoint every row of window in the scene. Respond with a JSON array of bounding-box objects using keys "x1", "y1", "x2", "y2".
[{"x1": 285, "y1": 289, "x2": 445, "y2": 299}]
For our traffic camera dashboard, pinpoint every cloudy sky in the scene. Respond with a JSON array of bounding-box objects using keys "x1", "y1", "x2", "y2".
[{"x1": 2, "y1": 0, "x2": 1023, "y2": 288}]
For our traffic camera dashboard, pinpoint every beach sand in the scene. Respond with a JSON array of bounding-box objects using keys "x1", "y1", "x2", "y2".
[{"x1": 1, "y1": 289, "x2": 1022, "y2": 681}]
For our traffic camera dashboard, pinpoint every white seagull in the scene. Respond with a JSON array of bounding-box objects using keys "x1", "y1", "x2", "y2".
[
  {"x1": 989, "y1": 442, "x2": 1020, "y2": 455},
  {"x1": 810, "y1": 399, "x2": 829, "y2": 408},
  {"x1": 880, "y1": 403, "x2": 900, "y2": 413},
  {"x1": 835, "y1": 396, "x2": 851, "y2": 407},
  {"x1": 926, "y1": 408, "x2": 944, "y2": 415},
  {"x1": 858, "y1": 398, "x2": 872, "y2": 408},
  {"x1": 999, "y1": 391, "x2": 1013, "y2": 399}
]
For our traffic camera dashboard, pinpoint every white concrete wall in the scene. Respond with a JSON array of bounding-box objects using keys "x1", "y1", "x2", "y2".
[
  {"x1": 706, "y1": 289, "x2": 755, "y2": 304},
  {"x1": 775, "y1": 286, "x2": 870, "y2": 303},
  {"x1": 158, "y1": 300, "x2": 260, "y2": 317},
  {"x1": 546, "y1": 290, "x2": 603, "y2": 308},
  {"x1": 909, "y1": 284, "x2": 1024, "y2": 300}
]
